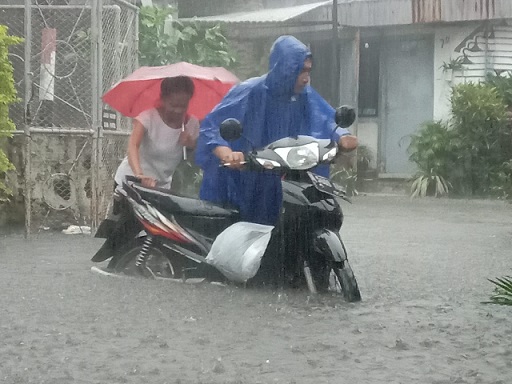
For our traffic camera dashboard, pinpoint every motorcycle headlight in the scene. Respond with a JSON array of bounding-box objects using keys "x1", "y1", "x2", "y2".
[{"x1": 274, "y1": 143, "x2": 319, "y2": 170}]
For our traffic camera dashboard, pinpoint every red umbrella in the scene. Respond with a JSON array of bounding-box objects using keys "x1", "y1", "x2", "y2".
[{"x1": 102, "y1": 62, "x2": 240, "y2": 120}]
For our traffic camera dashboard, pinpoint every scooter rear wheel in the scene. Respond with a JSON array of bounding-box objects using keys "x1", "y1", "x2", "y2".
[{"x1": 110, "y1": 238, "x2": 182, "y2": 279}]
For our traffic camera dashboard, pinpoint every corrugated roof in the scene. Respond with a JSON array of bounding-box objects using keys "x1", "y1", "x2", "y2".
[
  {"x1": 338, "y1": 0, "x2": 512, "y2": 27},
  {"x1": 180, "y1": 1, "x2": 331, "y2": 24},
  {"x1": 182, "y1": 0, "x2": 512, "y2": 28}
]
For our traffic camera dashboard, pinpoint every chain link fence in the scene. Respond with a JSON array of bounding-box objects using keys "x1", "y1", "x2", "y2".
[
  {"x1": 96, "y1": 0, "x2": 138, "y2": 229},
  {"x1": 1, "y1": 0, "x2": 138, "y2": 234}
]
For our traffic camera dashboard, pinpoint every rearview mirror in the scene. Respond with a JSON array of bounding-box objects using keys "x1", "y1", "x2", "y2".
[
  {"x1": 220, "y1": 118, "x2": 243, "y2": 142},
  {"x1": 335, "y1": 105, "x2": 356, "y2": 128}
]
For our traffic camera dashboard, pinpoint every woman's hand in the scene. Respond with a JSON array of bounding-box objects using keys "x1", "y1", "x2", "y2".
[
  {"x1": 180, "y1": 117, "x2": 200, "y2": 149},
  {"x1": 135, "y1": 174, "x2": 157, "y2": 188},
  {"x1": 179, "y1": 130, "x2": 196, "y2": 149},
  {"x1": 214, "y1": 146, "x2": 245, "y2": 169}
]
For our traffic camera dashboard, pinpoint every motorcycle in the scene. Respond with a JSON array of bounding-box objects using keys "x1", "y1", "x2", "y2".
[{"x1": 92, "y1": 106, "x2": 361, "y2": 302}]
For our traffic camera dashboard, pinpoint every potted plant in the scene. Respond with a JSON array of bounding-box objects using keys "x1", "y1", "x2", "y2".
[
  {"x1": 440, "y1": 57, "x2": 464, "y2": 83},
  {"x1": 356, "y1": 144, "x2": 374, "y2": 178}
]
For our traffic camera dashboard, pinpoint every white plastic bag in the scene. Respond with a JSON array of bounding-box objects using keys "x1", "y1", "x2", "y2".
[{"x1": 206, "y1": 222, "x2": 274, "y2": 283}]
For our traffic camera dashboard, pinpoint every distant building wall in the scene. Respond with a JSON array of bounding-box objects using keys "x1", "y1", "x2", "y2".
[{"x1": 178, "y1": 0, "x2": 263, "y2": 18}]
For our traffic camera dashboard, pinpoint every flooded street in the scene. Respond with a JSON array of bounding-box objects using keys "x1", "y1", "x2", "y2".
[{"x1": 1, "y1": 195, "x2": 511, "y2": 384}]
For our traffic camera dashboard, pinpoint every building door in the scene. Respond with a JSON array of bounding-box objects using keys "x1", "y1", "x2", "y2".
[{"x1": 381, "y1": 36, "x2": 434, "y2": 175}]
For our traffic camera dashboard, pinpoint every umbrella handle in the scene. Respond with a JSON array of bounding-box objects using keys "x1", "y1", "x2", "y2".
[{"x1": 182, "y1": 123, "x2": 187, "y2": 161}]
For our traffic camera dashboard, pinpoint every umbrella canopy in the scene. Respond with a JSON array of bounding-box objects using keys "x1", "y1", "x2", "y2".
[{"x1": 102, "y1": 62, "x2": 240, "y2": 120}]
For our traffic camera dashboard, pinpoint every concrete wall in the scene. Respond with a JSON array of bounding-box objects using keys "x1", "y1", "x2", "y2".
[
  {"x1": 228, "y1": 36, "x2": 273, "y2": 81},
  {"x1": 0, "y1": 134, "x2": 94, "y2": 229}
]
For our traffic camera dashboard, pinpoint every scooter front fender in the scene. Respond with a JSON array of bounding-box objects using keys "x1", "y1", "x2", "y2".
[{"x1": 312, "y1": 229, "x2": 347, "y2": 263}]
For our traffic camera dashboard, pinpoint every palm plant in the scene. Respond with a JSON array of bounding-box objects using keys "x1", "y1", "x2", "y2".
[
  {"x1": 410, "y1": 170, "x2": 452, "y2": 198},
  {"x1": 487, "y1": 276, "x2": 512, "y2": 306},
  {"x1": 408, "y1": 121, "x2": 455, "y2": 198}
]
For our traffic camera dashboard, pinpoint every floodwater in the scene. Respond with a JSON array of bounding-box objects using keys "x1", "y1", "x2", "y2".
[{"x1": 1, "y1": 195, "x2": 511, "y2": 384}]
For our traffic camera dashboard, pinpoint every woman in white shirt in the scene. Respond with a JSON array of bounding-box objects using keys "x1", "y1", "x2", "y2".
[{"x1": 114, "y1": 76, "x2": 200, "y2": 189}]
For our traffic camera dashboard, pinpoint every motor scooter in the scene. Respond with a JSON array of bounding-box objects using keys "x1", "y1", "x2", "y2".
[{"x1": 92, "y1": 106, "x2": 361, "y2": 302}]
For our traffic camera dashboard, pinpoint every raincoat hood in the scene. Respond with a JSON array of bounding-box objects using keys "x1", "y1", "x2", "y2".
[{"x1": 266, "y1": 35, "x2": 311, "y2": 98}]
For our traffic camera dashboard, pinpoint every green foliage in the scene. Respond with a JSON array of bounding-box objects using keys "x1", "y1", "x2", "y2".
[
  {"x1": 410, "y1": 172, "x2": 452, "y2": 198},
  {"x1": 450, "y1": 83, "x2": 510, "y2": 196},
  {"x1": 440, "y1": 57, "x2": 464, "y2": 72},
  {"x1": 450, "y1": 83, "x2": 507, "y2": 145},
  {"x1": 489, "y1": 159, "x2": 512, "y2": 200},
  {"x1": 486, "y1": 276, "x2": 512, "y2": 306},
  {"x1": 356, "y1": 144, "x2": 373, "y2": 175},
  {"x1": 138, "y1": 6, "x2": 237, "y2": 68},
  {"x1": 0, "y1": 25, "x2": 23, "y2": 200},
  {"x1": 485, "y1": 71, "x2": 512, "y2": 108},
  {"x1": 331, "y1": 168, "x2": 358, "y2": 197},
  {"x1": 409, "y1": 121, "x2": 455, "y2": 177},
  {"x1": 408, "y1": 121, "x2": 455, "y2": 197},
  {"x1": 408, "y1": 83, "x2": 512, "y2": 198}
]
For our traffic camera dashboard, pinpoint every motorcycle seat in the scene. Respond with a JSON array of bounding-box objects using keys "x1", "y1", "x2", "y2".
[{"x1": 131, "y1": 184, "x2": 239, "y2": 218}]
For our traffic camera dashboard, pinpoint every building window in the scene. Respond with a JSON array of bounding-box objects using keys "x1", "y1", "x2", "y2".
[{"x1": 358, "y1": 40, "x2": 380, "y2": 117}]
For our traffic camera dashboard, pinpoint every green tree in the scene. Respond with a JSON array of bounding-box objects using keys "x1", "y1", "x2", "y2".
[
  {"x1": 138, "y1": 5, "x2": 237, "y2": 68},
  {"x1": 0, "y1": 25, "x2": 22, "y2": 200}
]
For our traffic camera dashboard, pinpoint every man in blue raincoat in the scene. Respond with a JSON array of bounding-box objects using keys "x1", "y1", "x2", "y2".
[{"x1": 195, "y1": 35, "x2": 358, "y2": 225}]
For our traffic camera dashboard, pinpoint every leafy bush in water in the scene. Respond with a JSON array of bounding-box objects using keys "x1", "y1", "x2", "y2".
[
  {"x1": 451, "y1": 83, "x2": 511, "y2": 196},
  {"x1": 139, "y1": 6, "x2": 237, "y2": 68},
  {"x1": 408, "y1": 82, "x2": 512, "y2": 198},
  {"x1": 0, "y1": 25, "x2": 22, "y2": 200},
  {"x1": 408, "y1": 121, "x2": 455, "y2": 197}
]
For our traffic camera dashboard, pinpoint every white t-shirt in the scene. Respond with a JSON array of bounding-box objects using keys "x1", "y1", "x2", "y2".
[{"x1": 114, "y1": 108, "x2": 200, "y2": 188}]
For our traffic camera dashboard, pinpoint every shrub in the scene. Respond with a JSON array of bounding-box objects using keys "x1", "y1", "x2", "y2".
[
  {"x1": 450, "y1": 83, "x2": 510, "y2": 196},
  {"x1": 0, "y1": 25, "x2": 23, "y2": 201},
  {"x1": 408, "y1": 83, "x2": 512, "y2": 198},
  {"x1": 408, "y1": 121, "x2": 455, "y2": 197}
]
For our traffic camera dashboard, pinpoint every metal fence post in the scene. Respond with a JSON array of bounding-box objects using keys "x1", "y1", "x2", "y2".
[
  {"x1": 90, "y1": 0, "x2": 99, "y2": 232},
  {"x1": 24, "y1": 0, "x2": 32, "y2": 238},
  {"x1": 95, "y1": 0, "x2": 104, "y2": 232}
]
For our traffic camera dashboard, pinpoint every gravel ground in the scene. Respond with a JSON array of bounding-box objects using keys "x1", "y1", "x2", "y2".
[{"x1": 1, "y1": 195, "x2": 511, "y2": 384}]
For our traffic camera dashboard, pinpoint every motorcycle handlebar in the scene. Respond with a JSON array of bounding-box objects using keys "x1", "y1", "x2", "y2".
[
  {"x1": 124, "y1": 175, "x2": 168, "y2": 188},
  {"x1": 219, "y1": 161, "x2": 248, "y2": 168},
  {"x1": 125, "y1": 175, "x2": 142, "y2": 183}
]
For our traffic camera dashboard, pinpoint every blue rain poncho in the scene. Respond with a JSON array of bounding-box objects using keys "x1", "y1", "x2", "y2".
[{"x1": 195, "y1": 35, "x2": 350, "y2": 225}]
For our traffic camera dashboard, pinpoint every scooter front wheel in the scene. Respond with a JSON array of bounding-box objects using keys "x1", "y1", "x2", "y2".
[{"x1": 330, "y1": 261, "x2": 361, "y2": 302}]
